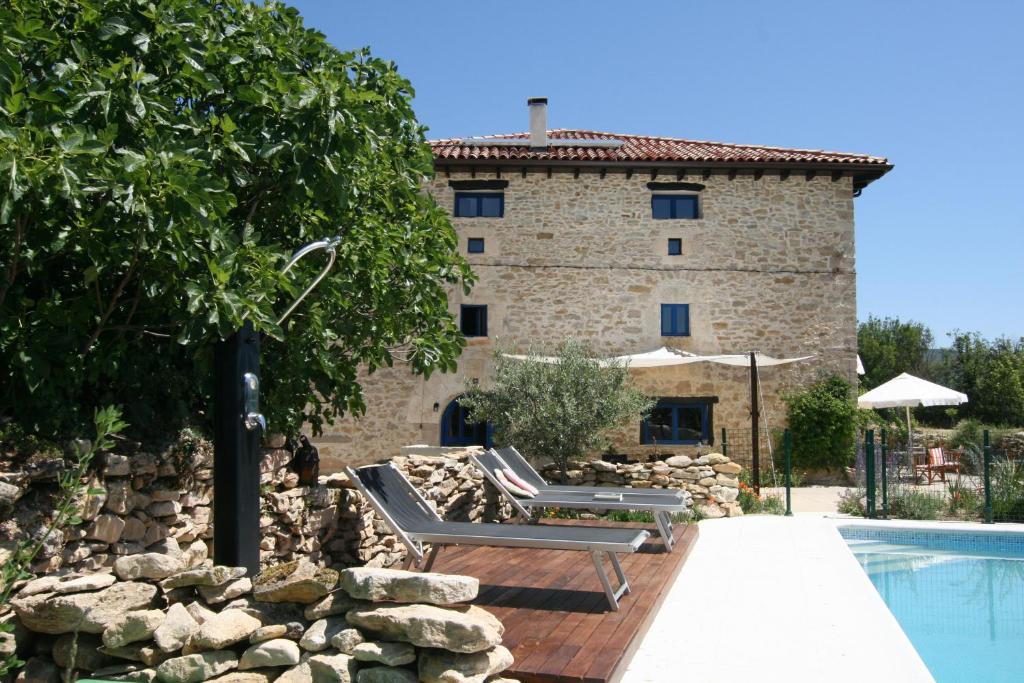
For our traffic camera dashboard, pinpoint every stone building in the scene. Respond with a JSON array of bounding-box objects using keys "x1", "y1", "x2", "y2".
[{"x1": 315, "y1": 99, "x2": 891, "y2": 470}]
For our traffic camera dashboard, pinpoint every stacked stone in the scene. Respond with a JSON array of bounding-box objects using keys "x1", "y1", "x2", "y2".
[
  {"x1": 2, "y1": 434, "x2": 509, "y2": 577},
  {"x1": 8, "y1": 554, "x2": 516, "y2": 683},
  {"x1": 539, "y1": 452, "x2": 743, "y2": 518},
  {"x1": 323, "y1": 455, "x2": 510, "y2": 570}
]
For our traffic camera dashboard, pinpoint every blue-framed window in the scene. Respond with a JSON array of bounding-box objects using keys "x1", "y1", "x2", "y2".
[
  {"x1": 460, "y1": 304, "x2": 487, "y2": 337},
  {"x1": 440, "y1": 397, "x2": 491, "y2": 447},
  {"x1": 455, "y1": 192, "x2": 504, "y2": 218},
  {"x1": 641, "y1": 400, "x2": 711, "y2": 445},
  {"x1": 667, "y1": 238, "x2": 682, "y2": 255},
  {"x1": 467, "y1": 238, "x2": 485, "y2": 253},
  {"x1": 661, "y1": 304, "x2": 690, "y2": 337},
  {"x1": 652, "y1": 194, "x2": 699, "y2": 219}
]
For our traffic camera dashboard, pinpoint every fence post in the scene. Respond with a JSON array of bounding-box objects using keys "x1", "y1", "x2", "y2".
[
  {"x1": 880, "y1": 428, "x2": 888, "y2": 519},
  {"x1": 865, "y1": 429, "x2": 875, "y2": 519},
  {"x1": 783, "y1": 429, "x2": 793, "y2": 517},
  {"x1": 721, "y1": 427, "x2": 728, "y2": 459},
  {"x1": 983, "y1": 429, "x2": 993, "y2": 524}
]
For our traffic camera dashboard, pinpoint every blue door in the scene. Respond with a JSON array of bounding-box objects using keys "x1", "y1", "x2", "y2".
[{"x1": 440, "y1": 397, "x2": 491, "y2": 447}]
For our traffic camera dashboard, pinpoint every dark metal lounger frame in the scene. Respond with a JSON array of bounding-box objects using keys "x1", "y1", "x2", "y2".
[
  {"x1": 346, "y1": 462, "x2": 649, "y2": 611},
  {"x1": 481, "y1": 446, "x2": 688, "y2": 551}
]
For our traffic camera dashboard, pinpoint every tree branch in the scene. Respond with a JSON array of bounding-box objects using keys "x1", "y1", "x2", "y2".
[
  {"x1": 0, "y1": 216, "x2": 25, "y2": 309},
  {"x1": 80, "y1": 245, "x2": 141, "y2": 355}
]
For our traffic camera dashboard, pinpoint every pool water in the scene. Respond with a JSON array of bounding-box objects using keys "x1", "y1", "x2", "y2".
[{"x1": 841, "y1": 527, "x2": 1024, "y2": 683}]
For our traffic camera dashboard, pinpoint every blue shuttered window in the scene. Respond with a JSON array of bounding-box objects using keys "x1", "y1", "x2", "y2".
[
  {"x1": 652, "y1": 194, "x2": 699, "y2": 219},
  {"x1": 455, "y1": 192, "x2": 504, "y2": 218},
  {"x1": 661, "y1": 304, "x2": 690, "y2": 337},
  {"x1": 641, "y1": 400, "x2": 711, "y2": 445},
  {"x1": 467, "y1": 238, "x2": 485, "y2": 253}
]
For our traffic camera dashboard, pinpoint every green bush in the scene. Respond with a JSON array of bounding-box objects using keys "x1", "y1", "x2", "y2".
[
  {"x1": 887, "y1": 486, "x2": 944, "y2": 520},
  {"x1": 0, "y1": 0, "x2": 472, "y2": 437},
  {"x1": 785, "y1": 376, "x2": 857, "y2": 470},
  {"x1": 991, "y1": 460, "x2": 1024, "y2": 522}
]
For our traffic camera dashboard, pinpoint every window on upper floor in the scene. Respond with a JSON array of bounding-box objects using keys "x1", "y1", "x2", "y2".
[
  {"x1": 460, "y1": 304, "x2": 488, "y2": 337},
  {"x1": 467, "y1": 238, "x2": 485, "y2": 254},
  {"x1": 455, "y1": 192, "x2": 504, "y2": 218},
  {"x1": 661, "y1": 304, "x2": 690, "y2": 337},
  {"x1": 667, "y1": 238, "x2": 682, "y2": 255},
  {"x1": 652, "y1": 194, "x2": 699, "y2": 220},
  {"x1": 641, "y1": 399, "x2": 712, "y2": 445}
]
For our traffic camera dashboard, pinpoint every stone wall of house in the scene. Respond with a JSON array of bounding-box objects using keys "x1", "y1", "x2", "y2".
[
  {"x1": 540, "y1": 452, "x2": 743, "y2": 519},
  {"x1": 7, "y1": 557, "x2": 516, "y2": 683},
  {"x1": 315, "y1": 170, "x2": 859, "y2": 470}
]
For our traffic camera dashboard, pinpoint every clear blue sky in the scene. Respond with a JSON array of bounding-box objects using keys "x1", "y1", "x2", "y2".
[{"x1": 290, "y1": 0, "x2": 1023, "y2": 345}]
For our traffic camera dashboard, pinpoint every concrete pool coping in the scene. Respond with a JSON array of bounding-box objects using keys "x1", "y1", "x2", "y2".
[{"x1": 621, "y1": 515, "x2": 935, "y2": 683}]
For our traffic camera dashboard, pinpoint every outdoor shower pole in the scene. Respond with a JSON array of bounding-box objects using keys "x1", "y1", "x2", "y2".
[
  {"x1": 750, "y1": 351, "x2": 760, "y2": 495},
  {"x1": 880, "y1": 428, "x2": 889, "y2": 519},
  {"x1": 213, "y1": 320, "x2": 262, "y2": 574}
]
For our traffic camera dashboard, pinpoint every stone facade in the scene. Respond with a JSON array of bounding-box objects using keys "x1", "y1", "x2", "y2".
[{"x1": 316, "y1": 168, "x2": 860, "y2": 470}]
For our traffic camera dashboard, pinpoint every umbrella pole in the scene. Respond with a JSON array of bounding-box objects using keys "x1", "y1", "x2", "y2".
[
  {"x1": 750, "y1": 351, "x2": 760, "y2": 495},
  {"x1": 905, "y1": 405, "x2": 913, "y2": 467}
]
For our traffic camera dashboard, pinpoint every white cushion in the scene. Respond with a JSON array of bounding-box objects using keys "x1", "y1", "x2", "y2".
[
  {"x1": 494, "y1": 468, "x2": 535, "y2": 498},
  {"x1": 502, "y1": 468, "x2": 539, "y2": 496}
]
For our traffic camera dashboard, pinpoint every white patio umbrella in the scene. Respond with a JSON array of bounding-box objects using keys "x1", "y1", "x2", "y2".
[{"x1": 857, "y1": 372, "x2": 968, "y2": 452}]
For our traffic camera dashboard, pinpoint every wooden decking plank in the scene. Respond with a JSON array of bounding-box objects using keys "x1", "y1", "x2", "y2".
[{"x1": 428, "y1": 520, "x2": 697, "y2": 683}]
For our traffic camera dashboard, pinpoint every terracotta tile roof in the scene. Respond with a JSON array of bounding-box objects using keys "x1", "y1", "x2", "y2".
[{"x1": 430, "y1": 129, "x2": 888, "y2": 167}]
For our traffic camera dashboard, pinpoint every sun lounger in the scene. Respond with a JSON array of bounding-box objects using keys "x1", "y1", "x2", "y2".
[
  {"x1": 346, "y1": 463, "x2": 650, "y2": 611},
  {"x1": 474, "y1": 448, "x2": 688, "y2": 551}
]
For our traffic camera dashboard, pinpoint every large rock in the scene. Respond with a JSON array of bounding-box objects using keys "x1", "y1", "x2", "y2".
[
  {"x1": 275, "y1": 662, "x2": 312, "y2": 683},
  {"x1": 346, "y1": 605, "x2": 502, "y2": 654},
  {"x1": 12, "y1": 581, "x2": 157, "y2": 634},
  {"x1": 415, "y1": 647, "x2": 512, "y2": 683},
  {"x1": 350, "y1": 641, "x2": 416, "y2": 666},
  {"x1": 329, "y1": 629, "x2": 364, "y2": 654},
  {"x1": 238, "y1": 639, "x2": 300, "y2": 669},
  {"x1": 299, "y1": 618, "x2": 347, "y2": 652},
  {"x1": 52, "y1": 633, "x2": 111, "y2": 670},
  {"x1": 87, "y1": 514, "x2": 126, "y2": 543},
  {"x1": 252, "y1": 560, "x2": 338, "y2": 604},
  {"x1": 355, "y1": 668, "x2": 417, "y2": 683},
  {"x1": 154, "y1": 603, "x2": 200, "y2": 653},
  {"x1": 339, "y1": 568, "x2": 478, "y2": 606},
  {"x1": 304, "y1": 592, "x2": 366, "y2": 621},
  {"x1": 664, "y1": 455, "x2": 693, "y2": 468},
  {"x1": 92, "y1": 664, "x2": 159, "y2": 683},
  {"x1": 198, "y1": 578, "x2": 252, "y2": 604},
  {"x1": 207, "y1": 672, "x2": 278, "y2": 683},
  {"x1": 249, "y1": 625, "x2": 288, "y2": 644},
  {"x1": 156, "y1": 652, "x2": 239, "y2": 683},
  {"x1": 19, "y1": 572, "x2": 117, "y2": 597},
  {"x1": 307, "y1": 653, "x2": 358, "y2": 683},
  {"x1": 115, "y1": 553, "x2": 185, "y2": 581},
  {"x1": 162, "y1": 566, "x2": 247, "y2": 590},
  {"x1": 192, "y1": 610, "x2": 262, "y2": 650},
  {"x1": 417, "y1": 646, "x2": 513, "y2": 683},
  {"x1": 99, "y1": 643, "x2": 172, "y2": 667},
  {"x1": 103, "y1": 609, "x2": 166, "y2": 648}
]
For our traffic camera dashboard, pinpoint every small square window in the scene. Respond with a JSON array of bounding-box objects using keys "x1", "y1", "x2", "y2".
[
  {"x1": 661, "y1": 304, "x2": 690, "y2": 337},
  {"x1": 667, "y1": 238, "x2": 682, "y2": 255},
  {"x1": 467, "y1": 238, "x2": 485, "y2": 254},
  {"x1": 461, "y1": 305, "x2": 488, "y2": 337},
  {"x1": 454, "y1": 192, "x2": 504, "y2": 218},
  {"x1": 652, "y1": 194, "x2": 699, "y2": 220}
]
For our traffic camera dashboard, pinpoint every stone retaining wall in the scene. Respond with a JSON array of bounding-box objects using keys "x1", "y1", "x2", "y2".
[
  {"x1": 0, "y1": 434, "x2": 508, "y2": 577},
  {"x1": 5, "y1": 552, "x2": 516, "y2": 683},
  {"x1": 540, "y1": 452, "x2": 743, "y2": 518}
]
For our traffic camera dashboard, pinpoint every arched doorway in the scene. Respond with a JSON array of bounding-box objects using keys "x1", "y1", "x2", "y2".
[{"x1": 439, "y1": 396, "x2": 491, "y2": 447}]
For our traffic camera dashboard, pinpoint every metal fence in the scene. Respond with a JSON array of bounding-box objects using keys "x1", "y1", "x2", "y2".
[
  {"x1": 720, "y1": 427, "x2": 795, "y2": 515},
  {"x1": 852, "y1": 429, "x2": 1024, "y2": 524}
]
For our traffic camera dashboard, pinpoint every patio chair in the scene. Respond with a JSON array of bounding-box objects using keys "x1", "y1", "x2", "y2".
[
  {"x1": 915, "y1": 447, "x2": 962, "y2": 484},
  {"x1": 470, "y1": 449, "x2": 688, "y2": 551},
  {"x1": 346, "y1": 463, "x2": 650, "y2": 611}
]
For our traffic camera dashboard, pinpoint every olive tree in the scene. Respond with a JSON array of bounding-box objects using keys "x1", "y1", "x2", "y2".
[
  {"x1": 460, "y1": 339, "x2": 654, "y2": 482},
  {"x1": 0, "y1": 0, "x2": 473, "y2": 436}
]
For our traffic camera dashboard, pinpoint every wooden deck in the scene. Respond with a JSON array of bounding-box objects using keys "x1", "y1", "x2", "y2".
[{"x1": 432, "y1": 520, "x2": 699, "y2": 683}]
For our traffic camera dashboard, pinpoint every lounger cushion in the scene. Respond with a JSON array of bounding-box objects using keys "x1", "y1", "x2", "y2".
[
  {"x1": 502, "y1": 468, "x2": 539, "y2": 496},
  {"x1": 494, "y1": 469, "x2": 535, "y2": 498}
]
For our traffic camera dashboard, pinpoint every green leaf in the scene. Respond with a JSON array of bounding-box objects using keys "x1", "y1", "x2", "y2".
[
  {"x1": 99, "y1": 17, "x2": 131, "y2": 41},
  {"x1": 220, "y1": 113, "x2": 237, "y2": 134}
]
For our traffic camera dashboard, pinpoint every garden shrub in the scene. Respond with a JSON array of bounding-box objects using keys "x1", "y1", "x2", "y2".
[{"x1": 785, "y1": 376, "x2": 857, "y2": 470}]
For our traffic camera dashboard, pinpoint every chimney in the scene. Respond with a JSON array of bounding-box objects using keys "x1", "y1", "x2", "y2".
[{"x1": 528, "y1": 97, "x2": 548, "y2": 150}]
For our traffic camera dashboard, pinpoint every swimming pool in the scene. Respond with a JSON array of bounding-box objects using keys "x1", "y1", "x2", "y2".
[{"x1": 841, "y1": 525, "x2": 1024, "y2": 683}]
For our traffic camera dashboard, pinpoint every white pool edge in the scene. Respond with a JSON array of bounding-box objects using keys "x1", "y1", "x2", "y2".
[{"x1": 621, "y1": 515, "x2": 935, "y2": 683}]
